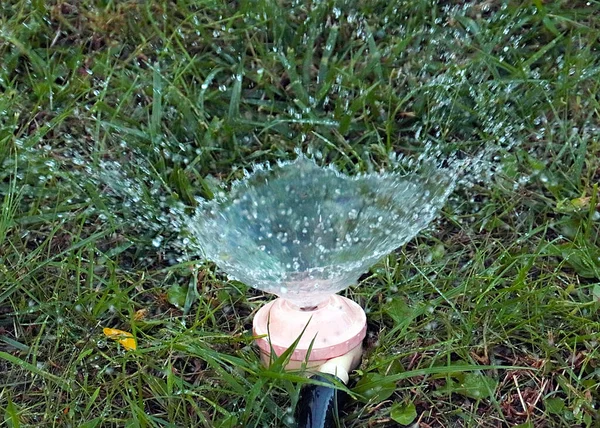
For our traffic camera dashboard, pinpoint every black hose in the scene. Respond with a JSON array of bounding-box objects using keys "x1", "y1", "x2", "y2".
[{"x1": 295, "y1": 374, "x2": 348, "y2": 428}]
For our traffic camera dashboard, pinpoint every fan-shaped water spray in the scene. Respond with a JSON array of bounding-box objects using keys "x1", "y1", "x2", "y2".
[
  {"x1": 90, "y1": 145, "x2": 513, "y2": 424},
  {"x1": 186, "y1": 155, "x2": 456, "y2": 307}
]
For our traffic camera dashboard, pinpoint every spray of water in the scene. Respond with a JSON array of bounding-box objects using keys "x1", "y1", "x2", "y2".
[
  {"x1": 88, "y1": 141, "x2": 516, "y2": 306},
  {"x1": 185, "y1": 153, "x2": 456, "y2": 307}
]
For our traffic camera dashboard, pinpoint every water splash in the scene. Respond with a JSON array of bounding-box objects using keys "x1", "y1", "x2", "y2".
[{"x1": 185, "y1": 154, "x2": 455, "y2": 307}]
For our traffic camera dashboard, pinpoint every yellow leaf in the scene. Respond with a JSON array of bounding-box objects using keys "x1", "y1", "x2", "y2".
[
  {"x1": 133, "y1": 308, "x2": 148, "y2": 321},
  {"x1": 103, "y1": 327, "x2": 137, "y2": 351},
  {"x1": 117, "y1": 337, "x2": 137, "y2": 351},
  {"x1": 103, "y1": 327, "x2": 131, "y2": 338}
]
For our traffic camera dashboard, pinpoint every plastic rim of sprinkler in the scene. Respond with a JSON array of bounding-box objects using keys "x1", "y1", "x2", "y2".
[{"x1": 253, "y1": 294, "x2": 367, "y2": 362}]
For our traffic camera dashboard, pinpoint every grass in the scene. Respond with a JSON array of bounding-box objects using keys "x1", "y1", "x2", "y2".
[{"x1": 1, "y1": 0, "x2": 599, "y2": 426}]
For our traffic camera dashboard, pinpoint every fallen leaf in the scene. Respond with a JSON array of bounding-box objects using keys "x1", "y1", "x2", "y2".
[
  {"x1": 103, "y1": 327, "x2": 137, "y2": 351},
  {"x1": 134, "y1": 308, "x2": 148, "y2": 321},
  {"x1": 571, "y1": 196, "x2": 591, "y2": 209}
]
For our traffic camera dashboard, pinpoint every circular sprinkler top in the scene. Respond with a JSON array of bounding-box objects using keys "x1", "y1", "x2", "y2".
[{"x1": 188, "y1": 155, "x2": 455, "y2": 307}]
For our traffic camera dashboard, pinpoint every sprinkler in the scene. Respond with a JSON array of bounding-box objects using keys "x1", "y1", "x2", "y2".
[
  {"x1": 253, "y1": 295, "x2": 364, "y2": 427},
  {"x1": 188, "y1": 154, "x2": 455, "y2": 426}
]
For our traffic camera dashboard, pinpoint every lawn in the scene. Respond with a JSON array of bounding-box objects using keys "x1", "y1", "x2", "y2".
[{"x1": 1, "y1": 0, "x2": 600, "y2": 427}]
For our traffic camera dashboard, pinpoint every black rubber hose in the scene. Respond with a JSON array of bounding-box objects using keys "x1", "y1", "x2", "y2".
[{"x1": 295, "y1": 374, "x2": 348, "y2": 428}]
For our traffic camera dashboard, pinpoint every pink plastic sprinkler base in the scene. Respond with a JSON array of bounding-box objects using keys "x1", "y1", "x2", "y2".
[{"x1": 253, "y1": 295, "x2": 367, "y2": 364}]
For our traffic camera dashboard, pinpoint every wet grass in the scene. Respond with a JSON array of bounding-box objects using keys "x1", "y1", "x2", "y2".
[{"x1": 1, "y1": 0, "x2": 600, "y2": 426}]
